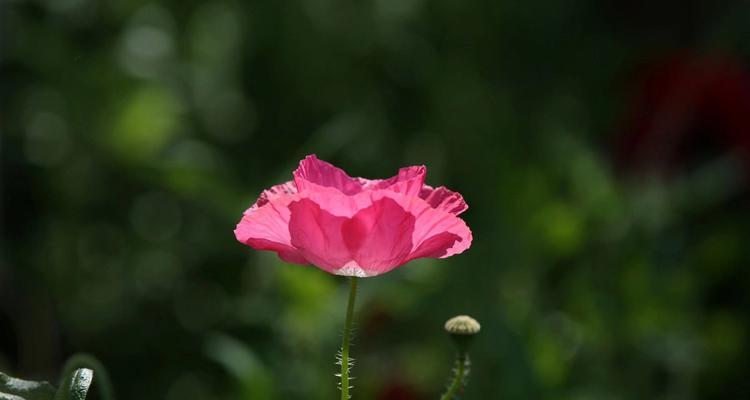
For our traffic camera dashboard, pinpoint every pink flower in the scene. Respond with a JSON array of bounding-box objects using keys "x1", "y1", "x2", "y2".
[{"x1": 234, "y1": 155, "x2": 472, "y2": 277}]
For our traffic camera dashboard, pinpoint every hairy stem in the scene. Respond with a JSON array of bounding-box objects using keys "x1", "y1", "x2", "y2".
[
  {"x1": 339, "y1": 276, "x2": 358, "y2": 400},
  {"x1": 440, "y1": 353, "x2": 470, "y2": 400}
]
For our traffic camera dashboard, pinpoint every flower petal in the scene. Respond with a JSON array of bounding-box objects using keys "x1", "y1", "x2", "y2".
[
  {"x1": 234, "y1": 196, "x2": 307, "y2": 265},
  {"x1": 340, "y1": 190, "x2": 472, "y2": 268},
  {"x1": 408, "y1": 202, "x2": 472, "y2": 260},
  {"x1": 366, "y1": 191, "x2": 470, "y2": 261},
  {"x1": 242, "y1": 238, "x2": 308, "y2": 264},
  {"x1": 293, "y1": 154, "x2": 364, "y2": 195},
  {"x1": 341, "y1": 197, "x2": 416, "y2": 276},
  {"x1": 360, "y1": 165, "x2": 427, "y2": 196},
  {"x1": 248, "y1": 181, "x2": 297, "y2": 211},
  {"x1": 288, "y1": 198, "x2": 353, "y2": 273},
  {"x1": 406, "y1": 231, "x2": 463, "y2": 260},
  {"x1": 418, "y1": 185, "x2": 468, "y2": 215}
]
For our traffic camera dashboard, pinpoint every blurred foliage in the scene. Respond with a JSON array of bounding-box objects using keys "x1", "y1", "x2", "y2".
[{"x1": 2, "y1": 0, "x2": 750, "y2": 399}]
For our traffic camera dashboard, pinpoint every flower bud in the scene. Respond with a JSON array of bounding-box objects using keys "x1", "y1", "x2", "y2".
[
  {"x1": 444, "y1": 315, "x2": 481, "y2": 335},
  {"x1": 444, "y1": 315, "x2": 480, "y2": 353}
]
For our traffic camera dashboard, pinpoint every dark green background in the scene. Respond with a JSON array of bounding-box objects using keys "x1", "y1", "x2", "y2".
[{"x1": 2, "y1": 0, "x2": 750, "y2": 399}]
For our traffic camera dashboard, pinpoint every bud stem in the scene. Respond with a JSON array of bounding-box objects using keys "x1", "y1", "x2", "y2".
[
  {"x1": 440, "y1": 353, "x2": 470, "y2": 400},
  {"x1": 340, "y1": 276, "x2": 358, "y2": 400}
]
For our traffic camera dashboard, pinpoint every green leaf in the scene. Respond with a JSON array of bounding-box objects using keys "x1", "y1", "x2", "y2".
[
  {"x1": 53, "y1": 369, "x2": 93, "y2": 400},
  {"x1": 54, "y1": 354, "x2": 114, "y2": 400},
  {"x1": 66, "y1": 370, "x2": 92, "y2": 400},
  {"x1": 0, "y1": 372, "x2": 56, "y2": 400}
]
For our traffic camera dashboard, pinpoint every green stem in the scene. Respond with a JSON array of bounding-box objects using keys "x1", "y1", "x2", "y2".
[
  {"x1": 440, "y1": 353, "x2": 469, "y2": 400},
  {"x1": 339, "y1": 276, "x2": 358, "y2": 400}
]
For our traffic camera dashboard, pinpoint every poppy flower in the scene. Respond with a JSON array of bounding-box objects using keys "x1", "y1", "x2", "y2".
[{"x1": 234, "y1": 155, "x2": 472, "y2": 277}]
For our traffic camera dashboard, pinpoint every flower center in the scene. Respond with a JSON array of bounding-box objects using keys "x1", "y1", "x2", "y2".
[{"x1": 334, "y1": 261, "x2": 368, "y2": 277}]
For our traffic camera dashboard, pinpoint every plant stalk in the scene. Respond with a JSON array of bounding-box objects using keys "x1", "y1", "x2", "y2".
[
  {"x1": 440, "y1": 353, "x2": 470, "y2": 400},
  {"x1": 340, "y1": 276, "x2": 358, "y2": 400}
]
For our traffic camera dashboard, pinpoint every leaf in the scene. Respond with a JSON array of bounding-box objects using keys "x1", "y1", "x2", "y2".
[
  {"x1": 66, "y1": 370, "x2": 92, "y2": 400},
  {"x1": 53, "y1": 369, "x2": 93, "y2": 400},
  {"x1": 0, "y1": 372, "x2": 56, "y2": 400},
  {"x1": 54, "y1": 354, "x2": 114, "y2": 400}
]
